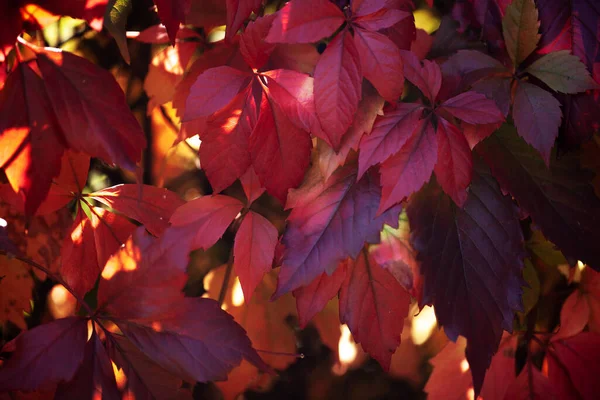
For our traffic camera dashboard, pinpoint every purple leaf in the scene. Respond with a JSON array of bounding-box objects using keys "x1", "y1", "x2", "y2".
[{"x1": 407, "y1": 159, "x2": 525, "y2": 397}]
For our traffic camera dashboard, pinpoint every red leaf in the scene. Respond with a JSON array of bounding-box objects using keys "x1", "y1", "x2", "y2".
[
  {"x1": 90, "y1": 184, "x2": 184, "y2": 236},
  {"x1": 116, "y1": 297, "x2": 269, "y2": 382},
  {"x1": 61, "y1": 207, "x2": 135, "y2": 298},
  {"x1": 357, "y1": 103, "x2": 424, "y2": 179},
  {"x1": 169, "y1": 195, "x2": 244, "y2": 252},
  {"x1": 153, "y1": 0, "x2": 191, "y2": 45},
  {"x1": 353, "y1": 29, "x2": 404, "y2": 102},
  {"x1": 472, "y1": 78, "x2": 512, "y2": 117},
  {"x1": 0, "y1": 317, "x2": 88, "y2": 391},
  {"x1": 240, "y1": 167, "x2": 265, "y2": 205},
  {"x1": 378, "y1": 118, "x2": 437, "y2": 214},
  {"x1": 504, "y1": 363, "x2": 553, "y2": 400},
  {"x1": 225, "y1": 0, "x2": 263, "y2": 40},
  {"x1": 0, "y1": 62, "x2": 65, "y2": 216},
  {"x1": 261, "y1": 69, "x2": 323, "y2": 137},
  {"x1": 34, "y1": 48, "x2": 146, "y2": 172},
  {"x1": 318, "y1": 81, "x2": 385, "y2": 181},
  {"x1": 184, "y1": 66, "x2": 251, "y2": 120},
  {"x1": 200, "y1": 87, "x2": 256, "y2": 193},
  {"x1": 552, "y1": 289, "x2": 590, "y2": 341},
  {"x1": 439, "y1": 91, "x2": 505, "y2": 124},
  {"x1": 512, "y1": 81, "x2": 562, "y2": 165},
  {"x1": 274, "y1": 165, "x2": 401, "y2": 297},
  {"x1": 463, "y1": 122, "x2": 503, "y2": 149},
  {"x1": 233, "y1": 211, "x2": 278, "y2": 301},
  {"x1": 352, "y1": 2, "x2": 411, "y2": 31},
  {"x1": 249, "y1": 91, "x2": 311, "y2": 204},
  {"x1": 240, "y1": 14, "x2": 276, "y2": 69},
  {"x1": 108, "y1": 334, "x2": 188, "y2": 399},
  {"x1": 408, "y1": 162, "x2": 525, "y2": 396},
  {"x1": 97, "y1": 227, "x2": 190, "y2": 320},
  {"x1": 265, "y1": 0, "x2": 344, "y2": 44},
  {"x1": 293, "y1": 262, "x2": 348, "y2": 328},
  {"x1": 400, "y1": 50, "x2": 442, "y2": 103},
  {"x1": 434, "y1": 118, "x2": 473, "y2": 207},
  {"x1": 339, "y1": 248, "x2": 411, "y2": 370},
  {"x1": 314, "y1": 30, "x2": 363, "y2": 150},
  {"x1": 55, "y1": 331, "x2": 120, "y2": 400},
  {"x1": 548, "y1": 333, "x2": 600, "y2": 400}
]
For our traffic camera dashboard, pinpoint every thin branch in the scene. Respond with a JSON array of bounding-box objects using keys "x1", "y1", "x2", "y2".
[
  {"x1": 0, "y1": 250, "x2": 94, "y2": 318},
  {"x1": 218, "y1": 253, "x2": 235, "y2": 307}
]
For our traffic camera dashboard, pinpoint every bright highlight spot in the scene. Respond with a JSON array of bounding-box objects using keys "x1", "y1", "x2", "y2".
[
  {"x1": 203, "y1": 270, "x2": 215, "y2": 296},
  {"x1": 207, "y1": 26, "x2": 226, "y2": 43},
  {"x1": 413, "y1": 8, "x2": 441, "y2": 34},
  {"x1": 466, "y1": 387, "x2": 475, "y2": 400},
  {"x1": 112, "y1": 361, "x2": 127, "y2": 390},
  {"x1": 577, "y1": 260, "x2": 586, "y2": 271},
  {"x1": 48, "y1": 284, "x2": 76, "y2": 319},
  {"x1": 411, "y1": 305, "x2": 437, "y2": 345},
  {"x1": 231, "y1": 277, "x2": 245, "y2": 307},
  {"x1": 0, "y1": 218, "x2": 7, "y2": 227},
  {"x1": 101, "y1": 240, "x2": 141, "y2": 280},
  {"x1": 460, "y1": 359, "x2": 470, "y2": 373},
  {"x1": 338, "y1": 324, "x2": 358, "y2": 365},
  {"x1": 185, "y1": 135, "x2": 201, "y2": 151}
]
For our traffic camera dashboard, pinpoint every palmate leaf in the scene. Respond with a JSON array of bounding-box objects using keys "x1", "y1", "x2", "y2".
[
  {"x1": 407, "y1": 159, "x2": 525, "y2": 396},
  {"x1": 477, "y1": 124, "x2": 600, "y2": 270}
]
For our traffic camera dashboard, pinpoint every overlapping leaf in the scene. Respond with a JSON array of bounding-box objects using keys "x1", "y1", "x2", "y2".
[{"x1": 407, "y1": 161, "x2": 525, "y2": 396}]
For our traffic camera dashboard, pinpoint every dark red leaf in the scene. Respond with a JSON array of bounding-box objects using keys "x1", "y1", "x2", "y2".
[
  {"x1": 318, "y1": 81, "x2": 385, "y2": 181},
  {"x1": 265, "y1": 0, "x2": 344, "y2": 44},
  {"x1": 471, "y1": 78, "x2": 512, "y2": 117},
  {"x1": 434, "y1": 118, "x2": 472, "y2": 207},
  {"x1": 400, "y1": 50, "x2": 442, "y2": 103},
  {"x1": 407, "y1": 160, "x2": 525, "y2": 396},
  {"x1": 169, "y1": 195, "x2": 244, "y2": 252},
  {"x1": 116, "y1": 297, "x2": 269, "y2": 382},
  {"x1": 199, "y1": 87, "x2": 256, "y2": 193},
  {"x1": 0, "y1": 62, "x2": 65, "y2": 216},
  {"x1": 239, "y1": 14, "x2": 276, "y2": 69},
  {"x1": 314, "y1": 30, "x2": 363, "y2": 150},
  {"x1": 249, "y1": 91, "x2": 311, "y2": 204},
  {"x1": 240, "y1": 167, "x2": 265, "y2": 205},
  {"x1": 184, "y1": 66, "x2": 251, "y2": 121},
  {"x1": 293, "y1": 262, "x2": 348, "y2": 328},
  {"x1": 274, "y1": 165, "x2": 401, "y2": 297},
  {"x1": 108, "y1": 334, "x2": 188, "y2": 399},
  {"x1": 512, "y1": 81, "x2": 562, "y2": 165},
  {"x1": 352, "y1": 2, "x2": 411, "y2": 31},
  {"x1": 153, "y1": 0, "x2": 191, "y2": 44},
  {"x1": 90, "y1": 184, "x2": 184, "y2": 236},
  {"x1": 0, "y1": 317, "x2": 88, "y2": 391},
  {"x1": 233, "y1": 211, "x2": 278, "y2": 301},
  {"x1": 339, "y1": 248, "x2": 411, "y2": 370},
  {"x1": 61, "y1": 207, "x2": 135, "y2": 298},
  {"x1": 357, "y1": 102, "x2": 424, "y2": 179},
  {"x1": 548, "y1": 333, "x2": 600, "y2": 400},
  {"x1": 225, "y1": 0, "x2": 263, "y2": 40},
  {"x1": 353, "y1": 29, "x2": 404, "y2": 102},
  {"x1": 378, "y1": 118, "x2": 437, "y2": 214},
  {"x1": 55, "y1": 331, "x2": 120, "y2": 400},
  {"x1": 439, "y1": 91, "x2": 505, "y2": 124},
  {"x1": 35, "y1": 48, "x2": 146, "y2": 172}
]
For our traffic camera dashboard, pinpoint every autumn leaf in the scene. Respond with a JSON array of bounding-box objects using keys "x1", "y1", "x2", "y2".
[
  {"x1": 502, "y1": 0, "x2": 540, "y2": 66},
  {"x1": 0, "y1": 258, "x2": 33, "y2": 330},
  {"x1": 525, "y1": 50, "x2": 599, "y2": 93},
  {"x1": 408, "y1": 161, "x2": 525, "y2": 396},
  {"x1": 274, "y1": 165, "x2": 401, "y2": 297}
]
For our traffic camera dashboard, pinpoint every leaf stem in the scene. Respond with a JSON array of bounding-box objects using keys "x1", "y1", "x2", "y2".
[{"x1": 218, "y1": 254, "x2": 234, "y2": 306}]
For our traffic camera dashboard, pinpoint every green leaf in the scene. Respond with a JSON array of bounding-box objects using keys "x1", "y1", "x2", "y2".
[
  {"x1": 525, "y1": 50, "x2": 600, "y2": 94},
  {"x1": 502, "y1": 0, "x2": 540, "y2": 66},
  {"x1": 519, "y1": 259, "x2": 540, "y2": 316},
  {"x1": 103, "y1": 0, "x2": 133, "y2": 64},
  {"x1": 527, "y1": 229, "x2": 567, "y2": 266}
]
